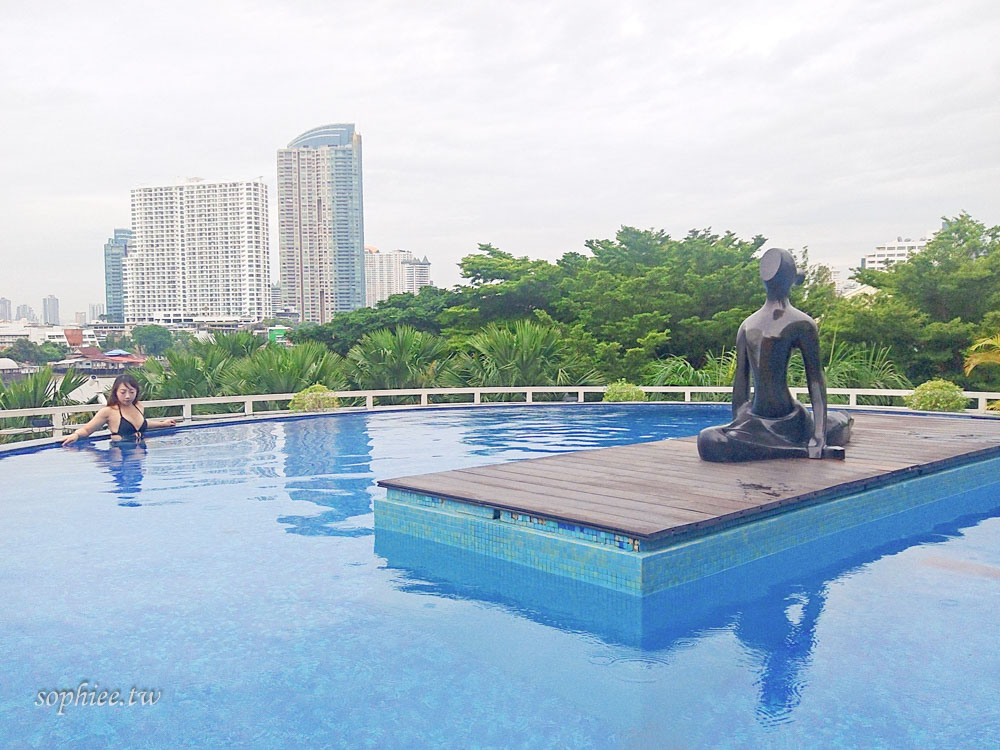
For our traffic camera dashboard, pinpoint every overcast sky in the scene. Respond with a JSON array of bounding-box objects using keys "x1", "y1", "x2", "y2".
[{"x1": 2, "y1": 0, "x2": 998, "y2": 321}]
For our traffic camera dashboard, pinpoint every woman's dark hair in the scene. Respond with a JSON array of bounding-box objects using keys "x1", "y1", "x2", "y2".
[{"x1": 107, "y1": 373, "x2": 143, "y2": 407}]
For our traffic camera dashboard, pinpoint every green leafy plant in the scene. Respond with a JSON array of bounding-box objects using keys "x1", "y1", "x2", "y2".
[
  {"x1": 904, "y1": 379, "x2": 969, "y2": 412},
  {"x1": 288, "y1": 384, "x2": 341, "y2": 413},
  {"x1": 602, "y1": 380, "x2": 646, "y2": 402}
]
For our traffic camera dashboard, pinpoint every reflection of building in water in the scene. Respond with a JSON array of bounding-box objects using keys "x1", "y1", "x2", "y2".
[{"x1": 280, "y1": 415, "x2": 375, "y2": 536}]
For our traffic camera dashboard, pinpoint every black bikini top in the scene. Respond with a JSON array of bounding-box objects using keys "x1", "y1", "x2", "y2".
[{"x1": 111, "y1": 404, "x2": 148, "y2": 438}]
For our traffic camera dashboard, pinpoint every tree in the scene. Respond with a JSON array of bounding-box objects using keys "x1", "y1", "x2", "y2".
[
  {"x1": 131, "y1": 325, "x2": 173, "y2": 355},
  {"x1": 443, "y1": 320, "x2": 602, "y2": 390},
  {"x1": 0, "y1": 338, "x2": 68, "y2": 364},
  {"x1": 965, "y1": 333, "x2": 1000, "y2": 376},
  {"x1": 345, "y1": 326, "x2": 452, "y2": 389}
]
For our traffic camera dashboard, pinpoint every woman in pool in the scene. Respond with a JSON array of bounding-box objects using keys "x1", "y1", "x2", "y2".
[{"x1": 61, "y1": 373, "x2": 176, "y2": 445}]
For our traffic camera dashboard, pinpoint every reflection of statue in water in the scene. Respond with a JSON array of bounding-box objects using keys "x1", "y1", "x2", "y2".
[{"x1": 698, "y1": 248, "x2": 852, "y2": 462}]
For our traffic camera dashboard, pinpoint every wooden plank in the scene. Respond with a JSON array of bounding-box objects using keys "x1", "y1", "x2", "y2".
[{"x1": 379, "y1": 413, "x2": 1000, "y2": 540}]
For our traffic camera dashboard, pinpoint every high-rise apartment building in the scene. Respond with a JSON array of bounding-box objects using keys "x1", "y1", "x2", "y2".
[
  {"x1": 123, "y1": 178, "x2": 270, "y2": 324},
  {"x1": 364, "y1": 247, "x2": 433, "y2": 307},
  {"x1": 278, "y1": 123, "x2": 365, "y2": 322},
  {"x1": 0, "y1": 297, "x2": 11, "y2": 321},
  {"x1": 88, "y1": 303, "x2": 105, "y2": 322},
  {"x1": 402, "y1": 255, "x2": 432, "y2": 295},
  {"x1": 42, "y1": 295, "x2": 60, "y2": 325},
  {"x1": 104, "y1": 228, "x2": 132, "y2": 323}
]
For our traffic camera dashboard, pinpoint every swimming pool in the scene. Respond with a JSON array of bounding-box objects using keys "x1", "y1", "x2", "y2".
[{"x1": 2, "y1": 404, "x2": 998, "y2": 748}]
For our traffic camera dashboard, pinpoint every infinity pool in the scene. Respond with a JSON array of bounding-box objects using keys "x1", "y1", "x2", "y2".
[{"x1": 1, "y1": 404, "x2": 998, "y2": 748}]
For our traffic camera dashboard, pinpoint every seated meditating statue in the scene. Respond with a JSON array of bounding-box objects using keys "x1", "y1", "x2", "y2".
[{"x1": 697, "y1": 248, "x2": 852, "y2": 462}]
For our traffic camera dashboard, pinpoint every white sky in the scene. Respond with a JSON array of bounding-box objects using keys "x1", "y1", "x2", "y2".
[{"x1": 1, "y1": 0, "x2": 998, "y2": 321}]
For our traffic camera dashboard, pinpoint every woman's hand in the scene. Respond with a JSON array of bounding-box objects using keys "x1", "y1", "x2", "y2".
[{"x1": 62, "y1": 429, "x2": 85, "y2": 447}]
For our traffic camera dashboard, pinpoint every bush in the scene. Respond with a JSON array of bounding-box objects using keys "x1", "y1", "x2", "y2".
[
  {"x1": 904, "y1": 379, "x2": 969, "y2": 412},
  {"x1": 289, "y1": 384, "x2": 341, "y2": 413},
  {"x1": 603, "y1": 380, "x2": 647, "y2": 402}
]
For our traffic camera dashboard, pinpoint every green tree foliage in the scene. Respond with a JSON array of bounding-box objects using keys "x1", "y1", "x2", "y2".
[
  {"x1": 225, "y1": 342, "x2": 346, "y2": 395},
  {"x1": 290, "y1": 286, "x2": 462, "y2": 356},
  {"x1": 904, "y1": 379, "x2": 969, "y2": 412},
  {"x1": 131, "y1": 325, "x2": 173, "y2": 355},
  {"x1": 0, "y1": 367, "x2": 87, "y2": 442},
  {"x1": 824, "y1": 213, "x2": 1000, "y2": 387},
  {"x1": 443, "y1": 320, "x2": 602, "y2": 391},
  {"x1": 0, "y1": 338, "x2": 68, "y2": 364},
  {"x1": 602, "y1": 380, "x2": 646, "y2": 402},
  {"x1": 345, "y1": 326, "x2": 451, "y2": 389},
  {"x1": 965, "y1": 333, "x2": 1000, "y2": 376}
]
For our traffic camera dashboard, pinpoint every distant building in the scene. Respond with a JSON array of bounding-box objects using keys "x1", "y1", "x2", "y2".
[
  {"x1": 0, "y1": 297, "x2": 11, "y2": 321},
  {"x1": 861, "y1": 234, "x2": 933, "y2": 272},
  {"x1": 402, "y1": 255, "x2": 432, "y2": 295},
  {"x1": 14, "y1": 304, "x2": 36, "y2": 323},
  {"x1": 104, "y1": 228, "x2": 132, "y2": 323},
  {"x1": 278, "y1": 123, "x2": 365, "y2": 321},
  {"x1": 364, "y1": 247, "x2": 433, "y2": 307},
  {"x1": 42, "y1": 295, "x2": 60, "y2": 326},
  {"x1": 124, "y1": 178, "x2": 271, "y2": 325},
  {"x1": 270, "y1": 284, "x2": 282, "y2": 316},
  {"x1": 74, "y1": 312, "x2": 87, "y2": 326},
  {"x1": 88, "y1": 302, "x2": 105, "y2": 322}
]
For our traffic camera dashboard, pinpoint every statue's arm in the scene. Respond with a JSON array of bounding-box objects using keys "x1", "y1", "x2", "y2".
[
  {"x1": 732, "y1": 327, "x2": 750, "y2": 417},
  {"x1": 799, "y1": 324, "x2": 827, "y2": 458}
]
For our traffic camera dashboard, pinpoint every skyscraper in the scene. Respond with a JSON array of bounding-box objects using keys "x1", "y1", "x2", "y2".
[
  {"x1": 42, "y1": 295, "x2": 60, "y2": 325},
  {"x1": 0, "y1": 297, "x2": 11, "y2": 321},
  {"x1": 123, "y1": 178, "x2": 271, "y2": 324},
  {"x1": 278, "y1": 123, "x2": 365, "y2": 322},
  {"x1": 104, "y1": 228, "x2": 132, "y2": 324},
  {"x1": 88, "y1": 302, "x2": 105, "y2": 322},
  {"x1": 15, "y1": 304, "x2": 36, "y2": 323}
]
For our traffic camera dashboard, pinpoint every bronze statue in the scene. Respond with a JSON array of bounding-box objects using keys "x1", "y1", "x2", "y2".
[{"x1": 698, "y1": 248, "x2": 852, "y2": 462}]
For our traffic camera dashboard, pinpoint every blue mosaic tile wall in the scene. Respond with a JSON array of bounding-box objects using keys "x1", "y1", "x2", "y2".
[{"x1": 377, "y1": 455, "x2": 1000, "y2": 596}]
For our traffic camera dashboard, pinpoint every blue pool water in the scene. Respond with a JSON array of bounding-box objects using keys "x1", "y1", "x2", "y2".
[{"x1": 1, "y1": 403, "x2": 998, "y2": 749}]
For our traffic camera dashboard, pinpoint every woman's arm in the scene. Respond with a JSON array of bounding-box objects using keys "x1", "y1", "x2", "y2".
[
  {"x1": 147, "y1": 418, "x2": 177, "y2": 429},
  {"x1": 61, "y1": 407, "x2": 112, "y2": 446}
]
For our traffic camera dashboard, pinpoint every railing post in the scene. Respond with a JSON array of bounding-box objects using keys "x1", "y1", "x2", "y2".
[
  {"x1": 473, "y1": 391, "x2": 481, "y2": 404},
  {"x1": 979, "y1": 396, "x2": 988, "y2": 413},
  {"x1": 420, "y1": 391, "x2": 428, "y2": 406},
  {"x1": 525, "y1": 390, "x2": 533, "y2": 404},
  {"x1": 685, "y1": 390, "x2": 691, "y2": 402},
  {"x1": 244, "y1": 399, "x2": 254, "y2": 416},
  {"x1": 366, "y1": 395, "x2": 374, "y2": 410},
  {"x1": 182, "y1": 402, "x2": 192, "y2": 421},
  {"x1": 577, "y1": 389, "x2": 584, "y2": 403},
  {"x1": 849, "y1": 392, "x2": 857, "y2": 407},
  {"x1": 52, "y1": 409, "x2": 64, "y2": 438}
]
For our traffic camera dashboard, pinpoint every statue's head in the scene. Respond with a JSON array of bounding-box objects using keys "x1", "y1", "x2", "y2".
[{"x1": 759, "y1": 248, "x2": 804, "y2": 298}]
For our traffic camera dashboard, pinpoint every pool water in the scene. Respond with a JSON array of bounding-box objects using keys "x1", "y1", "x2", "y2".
[{"x1": 1, "y1": 404, "x2": 998, "y2": 749}]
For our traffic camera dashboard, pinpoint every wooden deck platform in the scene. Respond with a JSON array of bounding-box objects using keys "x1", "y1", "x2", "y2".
[{"x1": 379, "y1": 412, "x2": 1000, "y2": 542}]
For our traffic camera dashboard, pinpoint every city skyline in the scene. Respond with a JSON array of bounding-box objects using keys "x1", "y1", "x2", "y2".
[{"x1": 1, "y1": 1, "x2": 998, "y2": 318}]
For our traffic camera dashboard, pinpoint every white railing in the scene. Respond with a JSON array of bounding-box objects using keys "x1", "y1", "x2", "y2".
[{"x1": 1, "y1": 385, "x2": 998, "y2": 440}]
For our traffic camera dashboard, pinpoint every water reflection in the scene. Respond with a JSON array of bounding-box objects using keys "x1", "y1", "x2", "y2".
[
  {"x1": 279, "y1": 417, "x2": 376, "y2": 537},
  {"x1": 376, "y1": 481, "x2": 1000, "y2": 726},
  {"x1": 78, "y1": 440, "x2": 148, "y2": 506}
]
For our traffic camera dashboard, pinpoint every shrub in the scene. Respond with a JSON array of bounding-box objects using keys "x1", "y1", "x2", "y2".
[
  {"x1": 603, "y1": 380, "x2": 646, "y2": 402},
  {"x1": 289, "y1": 384, "x2": 341, "y2": 413},
  {"x1": 904, "y1": 379, "x2": 969, "y2": 412}
]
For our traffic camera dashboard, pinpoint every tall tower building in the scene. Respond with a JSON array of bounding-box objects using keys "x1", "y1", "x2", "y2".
[
  {"x1": 104, "y1": 228, "x2": 132, "y2": 323},
  {"x1": 0, "y1": 297, "x2": 11, "y2": 321},
  {"x1": 278, "y1": 123, "x2": 365, "y2": 322},
  {"x1": 15, "y1": 304, "x2": 36, "y2": 323},
  {"x1": 42, "y1": 295, "x2": 60, "y2": 325},
  {"x1": 88, "y1": 302, "x2": 105, "y2": 322},
  {"x1": 123, "y1": 178, "x2": 270, "y2": 324},
  {"x1": 402, "y1": 255, "x2": 432, "y2": 295}
]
